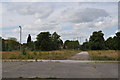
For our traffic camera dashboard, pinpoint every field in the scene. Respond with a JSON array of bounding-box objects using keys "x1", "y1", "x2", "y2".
[
  {"x1": 88, "y1": 50, "x2": 119, "y2": 60},
  {"x1": 1, "y1": 50, "x2": 80, "y2": 60},
  {"x1": 1, "y1": 50, "x2": 119, "y2": 60}
]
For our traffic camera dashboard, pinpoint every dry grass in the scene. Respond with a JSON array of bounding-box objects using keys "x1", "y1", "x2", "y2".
[
  {"x1": 88, "y1": 50, "x2": 119, "y2": 60},
  {"x1": 2, "y1": 50, "x2": 119, "y2": 60},
  {"x1": 1, "y1": 51, "x2": 20, "y2": 59},
  {"x1": 2, "y1": 50, "x2": 80, "y2": 60}
]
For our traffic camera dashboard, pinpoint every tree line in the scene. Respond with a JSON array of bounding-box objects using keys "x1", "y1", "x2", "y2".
[
  {"x1": 82, "y1": 31, "x2": 120, "y2": 50},
  {"x1": 0, "y1": 31, "x2": 120, "y2": 51},
  {"x1": 0, "y1": 37, "x2": 20, "y2": 51}
]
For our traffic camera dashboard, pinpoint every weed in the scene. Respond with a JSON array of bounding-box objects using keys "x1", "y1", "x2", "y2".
[
  {"x1": 2, "y1": 50, "x2": 80, "y2": 60},
  {"x1": 22, "y1": 48, "x2": 27, "y2": 55}
]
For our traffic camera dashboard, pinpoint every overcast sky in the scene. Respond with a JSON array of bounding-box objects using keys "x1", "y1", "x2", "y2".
[{"x1": 0, "y1": 2, "x2": 118, "y2": 44}]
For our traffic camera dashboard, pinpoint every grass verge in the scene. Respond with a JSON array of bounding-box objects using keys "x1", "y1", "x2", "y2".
[
  {"x1": 1, "y1": 50, "x2": 80, "y2": 60},
  {"x1": 88, "y1": 50, "x2": 119, "y2": 60}
]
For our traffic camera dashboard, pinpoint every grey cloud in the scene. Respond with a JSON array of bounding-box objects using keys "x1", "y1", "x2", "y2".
[
  {"x1": 3, "y1": 2, "x2": 117, "y2": 43},
  {"x1": 62, "y1": 8, "x2": 109, "y2": 23},
  {"x1": 74, "y1": 16, "x2": 117, "y2": 30},
  {"x1": 5, "y1": 3, "x2": 53, "y2": 19}
]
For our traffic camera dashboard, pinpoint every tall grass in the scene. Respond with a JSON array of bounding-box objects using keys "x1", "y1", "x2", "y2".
[
  {"x1": 88, "y1": 50, "x2": 119, "y2": 60},
  {"x1": 2, "y1": 50, "x2": 80, "y2": 60}
]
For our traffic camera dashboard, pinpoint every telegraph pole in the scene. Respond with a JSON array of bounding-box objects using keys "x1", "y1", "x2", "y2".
[{"x1": 19, "y1": 26, "x2": 22, "y2": 55}]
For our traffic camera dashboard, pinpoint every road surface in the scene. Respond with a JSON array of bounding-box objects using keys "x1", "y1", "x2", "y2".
[
  {"x1": 2, "y1": 61, "x2": 118, "y2": 78},
  {"x1": 68, "y1": 51, "x2": 89, "y2": 60}
]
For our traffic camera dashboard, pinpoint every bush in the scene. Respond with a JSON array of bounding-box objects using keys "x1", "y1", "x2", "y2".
[{"x1": 22, "y1": 48, "x2": 27, "y2": 55}]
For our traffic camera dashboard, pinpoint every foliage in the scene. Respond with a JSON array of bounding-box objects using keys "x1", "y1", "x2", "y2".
[
  {"x1": 115, "y1": 32, "x2": 120, "y2": 50},
  {"x1": 64, "y1": 40, "x2": 79, "y2": 49},
  {"x1": 105, "y1": 32, "x2": 120, "y2": 50},
  {"x1": 27, "y1": 41, "x2": 35, "y2": 51},
  {"x1": 1, "y1": 30, "x2": 120, "y2": 51},
  {"x1": 0, "y1": 37, "x2": 2, "y2": 51},
  {"x1": 81, "y1": 42, "x2": 91, "y2": 50},
  {"x1": 22, "y1": 48, "x2": 27, "y2": 55},
  {"x1": 1, "y1": 37, "x2": 19, "y2": 51},
  {"x1": 51, "y1": 32, "x2": 63, "y2": 50},
  {"x1": 82, "y1": 31, "x2": 120, "y2": 50},
  {"x1": 89, "y1": 31, "x2": 105, "y2": 50},
  {"x1": 26, "y1": 34, "x2": 35, "y2": 51},
  {"x1": 27, "y1": 34, "x2": 31, "y2": 43},
  {"x1": 105, "y1": 37, "x2": 115, "y2": 50},
  {"x1": 35, "y1": 32, "x2": 63, "y2": 51},
  {"x1": 36, "y1": 32, "x2": 52, "y2": 51}
]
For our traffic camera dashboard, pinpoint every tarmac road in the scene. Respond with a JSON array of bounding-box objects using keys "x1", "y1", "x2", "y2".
[{"x1": 2, "y1": 61, "x2": 118, "y2": 78}]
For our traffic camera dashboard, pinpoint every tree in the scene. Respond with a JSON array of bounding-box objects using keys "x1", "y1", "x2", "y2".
[
  {"x1": 59, "y1": 39, "x2": 63, "y2": 49},
  {"x1": 81, "y1": 42, "x2": 91, "y2": 50},
  {"x1": 51, "y1": 32, "x2": 63, "y2": 50},
  {"x1": 81, "y1": 31, "x2": 120, "y2": 50},
  {"x1": 26, "y1": 34, "x2": 35, "y2": 50},
  {"x1": 115, "y1": 32, "x2": 120, "y2": 50},
  {"x1": 36, "y1": 32, "x2": 52, "y2": 51},
  {"x1": 8, "y1": 37, "x2": 19, "y2": 51},
  {"x1": 105, "y1": 32, "x2": 120, "y2": 50},
  {"x1": 2, "y1": 37, "x2": 20, "y2": 51},
  {"x1": 64, "y1": 40, "x2": 70, "y2": 49},
  {"x1": 105, "y1": 37, "x2": 114, "y2": 50},
  {"x1": 89, "y1": 31, "x2": 105, "y2": 50},
  {"x1": 64, "y1": 40, "x2": 79, "y2": 49},
  {"x1": 1, "y1": 38, "x2": 8, "y2": 51},
  {"x1": 27, "y1": 34, "x2": 31, "y2": 43},
  {"x1": 0, "y1": 37, "x2": 2, "y2": 51}
]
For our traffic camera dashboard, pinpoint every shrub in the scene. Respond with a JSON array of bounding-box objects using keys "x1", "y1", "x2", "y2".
[{"x1": 22, "y1": 48, "x2": 27, "y2": 55}]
